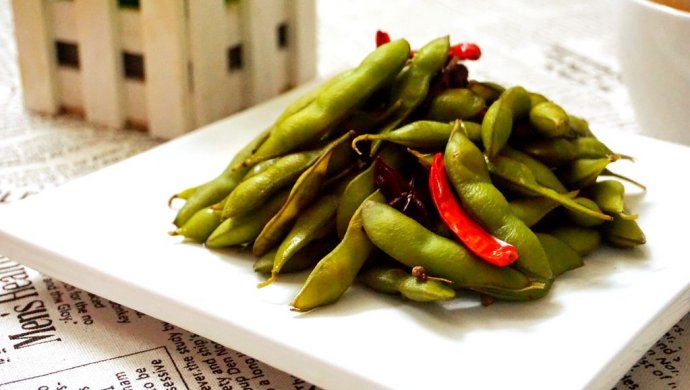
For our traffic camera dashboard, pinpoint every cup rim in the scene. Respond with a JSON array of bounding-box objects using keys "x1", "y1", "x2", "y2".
[{"x1": 631, "y1": 0, "x2": 690, "y2": 19}]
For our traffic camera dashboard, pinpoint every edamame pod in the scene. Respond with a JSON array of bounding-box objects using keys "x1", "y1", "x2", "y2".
[
  {"x1": 601, "y1": 215, "x2": 646, "y2": 248},
  {"x1": 173, "y1": 72, "x2": 332, "y2": 223},
  {"x1": 481, "y1": 98, "x2": 513, "y2": 159},
  {"x1": 445, "y1": 130, "x2": 554, "y2": 281},
  {"x1": 240, "y1": 39, "x2": 411, "y2": 167},
  {"x1": 560, "y1": 156, "x2": 615, "y2": 189},
  {"x1": 206, "y1": 191, "x2": 289, "y2": 248},
  {"x1": 500, "y1": 86, "x2": 531, "y2": 119},
  {"x1": 528, "y1": 92, "x2": 548, "y2": 108},
  {"x1": 291, "y1": 191, "x2": 386, "y2": 311},
  {"x1": 253, "y1": 238, "x2": 335, "y2": 275},
  {"x1": 550, "y1": 226, "x2": 601, "y2": 256},
  {"x1": 352, "y1": 121, "x2": 453, "y2": 153},
  {"x1": 253, "y1": 132, "x2": 352, "y2": 257},
  {"x1": 336, "y1": 166, "x2": 376, "y2": 238},
  {"x1": 568, "y1": 114, "x2": 593, "y2": 137},
  {"x1": 537, "y1": 233, "x2": 584, "y2": 276},
  {"x1": 468, "y1": 80, "x2": 504, "y2": 103},
  {"x1": 169, "y1": 206, "x2": 221, "y2": 242},
  {"x1": 335, "y1": 146, "x2": 404, "y2": 237},
  {"x1": 173, "y1": 127, "x2": 271, "y2": 227},
  {"x1": 361, "y1": 267, "x2": 455, "y2": 302},
  {"x1": 425, "y1": 89, "x2": 486, "y2": 122},
  {"x1": 524, "y1": 137, "x2": 623, "y2": 167},
  {"x1": 565, "y1": 197, "x2": 607, "y2": 227},
  {"x1": 370, "y1": 36, "x2": 450, "y2": 154},
  {"x1": 242, "y1": 158, "x2": 280, "y2": 181},
  {"x1": 360, "y1": 200, "x2": 538, "y2": 297},
  {"x1": 501, "y1": 147, "x2": 568, "y2": 193},
  {"x1": 221, "y1": 150, "x2": 321, "y2": 219},
  {"x1": 481, "y1": 86, "x2": 530, "y2": 158},
  {"x1": 168, "y1": 185, "x2": 197, "y2": 208},
  {"x1": 487, "y1": 155, "x2": 612, "y2": 221},
  {"x1": 509, "y1": 197, "x2": 560, "y2": 227},
  {"x1": 261, "y1": 192, "x2": 339, "y2": 285},
  {"x1": 529, "y1": 101, "x2": 571, "y2": 138},
  {"x1": 586, "y1": 180, "x2": 637, "y2": 219}
]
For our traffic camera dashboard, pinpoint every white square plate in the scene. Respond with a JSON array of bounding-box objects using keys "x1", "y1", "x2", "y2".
[{"x1": 1, "y1": 86, "x2": 689, "y2": 390}]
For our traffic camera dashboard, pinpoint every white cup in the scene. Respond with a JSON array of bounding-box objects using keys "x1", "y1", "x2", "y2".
[{"x1": 615, "y1": 0, "x2": 690, "y2": 145}]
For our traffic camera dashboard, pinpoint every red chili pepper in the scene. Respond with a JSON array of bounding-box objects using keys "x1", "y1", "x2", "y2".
[
  {"x1": 429, "y1": 153, "x2": 518, "y2": 266},
  {"x1": 449, "y1": 43, "x2": 482, "y2": 60},
  {"x1": 376, "y1": 30, "x2": 391, "y2": 47}
]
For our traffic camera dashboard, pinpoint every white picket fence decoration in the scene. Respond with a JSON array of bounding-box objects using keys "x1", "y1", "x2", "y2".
[{"x1": 11, "y1": 0, "x2": 316, "y2": 139}]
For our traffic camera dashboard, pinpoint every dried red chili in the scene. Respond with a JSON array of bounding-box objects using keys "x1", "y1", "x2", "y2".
[
  {"x1": 429, "y1": 153, "x2": 518, "y2": 267},
  {"x1": 376, "y1": 30, "x2": 391, "y2": 47},
  {"x1": 449, "y1": 43, "x2": 482, "y2": 60}
]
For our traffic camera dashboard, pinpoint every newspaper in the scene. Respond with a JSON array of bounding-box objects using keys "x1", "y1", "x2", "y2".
[
  {"x1": 0, "y1": 257, "x2": 316, "y2": 390},
  {"x1": 0, "y1": 0, "x2": 688, "y2": 388}
]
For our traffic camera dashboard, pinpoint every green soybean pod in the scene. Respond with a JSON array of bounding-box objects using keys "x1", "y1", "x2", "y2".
[
  {"x1": 260, "y1": 186, "x2": 341, "y2": 286},
  {"x1": 566, "y1": 197, "x2": 607, "y2": 227},
  {"x1": 568, "y1": 114, "x2": 594, "y2": 137},
  {"x1": 481, "y1": 98, "x2": 513, "y2": 159},
  {"x1": 173, "y1": 127, "x2": 271, "y2": 227},
  {"x1": 550, "y1": 226, "x2": 602, "y2": 256},
  {"x1": 528, "y1": 92, "x2": 548, "y2": 108},
  {"x1": 529, "y1": 101, "x2": 571, "y2": 138},
  {"x1": 336, "y1": 166, "x2": 375, "y2": 238},
  {"x1": 425, "y1": 89, "x2": 486, "y2": 122},
  {"x1": 335, "y1": 146, "x2": 404, "y2": 237},
  {"x1": 601, "y1": 215, "x2": 646, "y2": 248},
  {"x1": 445, "y1": 130, "x2": 554, "y2": 281},
  {"x1": 461, "y1": 121, "x2": 483, "y2": 143},
  {"x1": 169, "y1": 207, "x2": 221, "y2": 243},
  {"x1": 560, "y1": 156, "x2": 615, "y2": 189},
  {"x1": 370, "y1": 36, "x2": 450, "y2": 155},
  {"x1": 253, "y1": 238, "x2": 336, "y2": 275},
  {"x1": 509, "y1": 197, "x2": 560, "y2": 227},
  {"x1": 524, "y1": 137, "x2": 622, "y2": 167},
  {"x1": 523, "y1": 138, "x2": 578, "y2": 167},
  {"x1": 291, "y1": 191, "x2": 386, "y2": 312},
  {"x1": 468, "y1": 80, "x2": 504, "y2": 103},
  {"x1": 352, "y1": 121, "x2": 453, "y2": 153},
  {"x1": 171, "y1": 71, "x2": 343, "y2": 227},
  {"x1": 569, "y1": 137, "x2": 621, "y2": 159},
  {"x1": 252, "y1": 132, "x2": 351, "y2": 257},
  {"x1": 221, "y1": 149, "x2": 321, "y2": 219},
  {"x1": 241, "y1": 39, "x2": 411, "y2": 167},
  {"x1": 481, "y1": 86, "x2": 531, "y2": 158},
  {"x1": 168, "y1": 185, "x2": 197, "y2": 208},
  {"x1": 537, "y1": 233, "x2": 584, "y2": 276},
  {"x1": 205, "y1": 190, "x2": 289, "y2": 248},
  {"x1": 586, "y1": 180, "x2": 637, "y2": 219},
  {"x1": 360, "y1": 200, "x2": 548, "y2": 301},
  {"x1": 241, "y1": 158, "x2": 280, "y2": 181},
  {"x1": 487, "y1": 155, "x2": 612, "y2": 221},
  {"x1": 501, "y1": 147, "x2": 568, "y2": 193},
  {"x1": 361, "y1": 267, "x2": 456, "y2": 302},
  {"x1": 500, "y1": 86, "x2": 531, "y2": 119},
  {"x1": 273, "y1": 69, "x2": 354, "y2": 125}
]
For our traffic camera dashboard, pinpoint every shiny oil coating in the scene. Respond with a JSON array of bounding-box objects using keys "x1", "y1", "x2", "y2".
[{"x1": 168, "y1": 34, "x2": 646, "y2": 311}]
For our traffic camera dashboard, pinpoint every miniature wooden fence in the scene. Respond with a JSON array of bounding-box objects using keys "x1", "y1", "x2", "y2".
[{"x1": 12, "y1": 0, "x2": 316, "y2": 139}]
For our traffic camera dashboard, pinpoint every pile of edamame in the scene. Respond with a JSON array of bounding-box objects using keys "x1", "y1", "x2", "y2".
[{"x1": 168, "y1": 35, "x2": 645, "y2": 311}]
